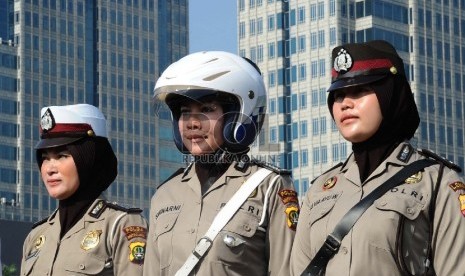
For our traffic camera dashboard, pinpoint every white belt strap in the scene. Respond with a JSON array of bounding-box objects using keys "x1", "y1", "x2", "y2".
[{"x1": 175, "y1": 168, "x2": 273, "y2": 276}]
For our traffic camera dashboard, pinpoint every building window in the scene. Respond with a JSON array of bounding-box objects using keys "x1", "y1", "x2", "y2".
[
  {"x1": 313, "y1": 147, "x2": 320, "y2": 164},
  {"x1": 332, "y1": 143, "x2": 339, "y2": 161},
  {"x1": 330, "y1": 27, "x2": 336, "y2": 45},
  {"x1": 321, "y1": 146, "x2": 328, "y2": 164},
  {"x1": 320, "y1": 117, "x2": 326, "y2": 134},
  {"x1": 300, "y1": 120, "x2": 308, "y2": 137},
  {"x1": 299, "y1": 63, "x2": 307, "y2": 81},
  {"x1": 301, "y1": 149, "x2": 308, "y2": 167},
  {"x1": 300, "y1": 92, "x2": 307, "y2": 109},
  {"x1": 269, "y1": 98, "x2": 276, "y2": 114},
  {"x1": 268, "y1": 15, "x2": 275, "y2": 31},
  {"x1": 270, "y1": 127, "x2": 277, "y2": 143},
  {"x1": 257, "y1": 45, "x2": 264, "y2": 62},
  {"x1": 298, "y1": 6, "x2": 306, "y2": 23},
  {"x1": 317, "y1": 2, "x2": 324, "y2": 19},
  {"x1": 268, "y1": 71, "x2": 276, "y2": 87},
  {"x1": 268, "y1": 42, "x2": 275, "y2": 58},
  {"x1": 298, "y1": 35, "x2": 306, "y2": 52},
  {"x1": 257, "y1": 17, "x2": 263, "y2": 34},
  {"x1": 318, "y1": 30, "x2": 325, "y2": 48},
  {"x1": 311, "y1": 32, "x2": 317, "y2": 49},
  {"x1": 310, "y1": 4, "x2": 317, "y2": 21},
  {"x1": 250, "y1": 19, "x2": 256, "y2": 36},
  {"x1": 312, "y1": 118, "x2": 319, "y2": 136},
  {"x1": 239, "y1": 21, "x2": 246, "y2": 38}
]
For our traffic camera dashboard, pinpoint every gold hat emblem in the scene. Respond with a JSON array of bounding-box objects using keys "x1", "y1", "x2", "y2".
[
  {"x1": 323, "y1": 176, "x2": 337, "y2": 190},
  {"x1": 81, "y1": 230, "x2": 102, "y2": 251},
  {"x1": 34, "y1": 235, "x2": 46, "y2": 250},
  {"x1": 405, "y1": 171, "x2": 422, "y2": 184}
]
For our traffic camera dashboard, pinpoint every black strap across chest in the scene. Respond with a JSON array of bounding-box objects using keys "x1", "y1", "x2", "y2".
[{"x1": 302, "y1": 158, "x2": 437, "y2": 276}]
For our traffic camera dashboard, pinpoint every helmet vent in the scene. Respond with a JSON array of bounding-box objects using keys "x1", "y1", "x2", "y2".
[{"x1": 203, "y1": 71, "x2": 230, "y2": 81}]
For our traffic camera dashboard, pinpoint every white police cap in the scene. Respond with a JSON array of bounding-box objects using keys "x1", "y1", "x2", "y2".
[{"x1": 35, "y1": 104, "x2": 108, "y2": 149}]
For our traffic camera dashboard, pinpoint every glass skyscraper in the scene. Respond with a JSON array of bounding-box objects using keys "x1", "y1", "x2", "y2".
[
  {"x1": 239, "y1": 0, "x2": 465, "y2": 197},
  {"x1": 0, "y1": 0, "x2": 188, "y2": 222}
]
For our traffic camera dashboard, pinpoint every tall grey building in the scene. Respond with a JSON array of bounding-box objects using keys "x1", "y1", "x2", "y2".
[
  {"x1": 239, "y1": 0, "x2": 465, "y2": 196},
  {"x1": 0, "y1": 0, "x2": 188, "y2": 222}
]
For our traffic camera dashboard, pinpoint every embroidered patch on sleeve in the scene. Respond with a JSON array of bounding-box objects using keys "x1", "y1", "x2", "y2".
[
  {"x1": 123, "y1": 226, "x2": 147, "y2": 241},
  {"x1": 284, "y1": 205, "x2": 299, "y2": 230},
  {"x1": 129, "y1": 241, "x2": 145, "y2": 264},
  {"x1": 459, "y1": 194, "x2": 465, "y2": 217},
  {"x1": 449, "y1": 181, "x2": 465, "y2": 192},
  {"x1": 278, "y1": 189, "x2": 298, "y2": 205}
]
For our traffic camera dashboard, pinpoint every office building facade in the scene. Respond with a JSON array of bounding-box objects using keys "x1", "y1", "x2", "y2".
[
  {"x1": 239, "y1": 0, "x2": 465, "y2": 196},
  {"x1": 0, "y1": 0, "x2": 187, "y2": 222}
]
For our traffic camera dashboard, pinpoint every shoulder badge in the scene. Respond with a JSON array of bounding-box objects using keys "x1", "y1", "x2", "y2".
[
  {"x1": 251, "y1": 159, "x2": 291, "y2": 175},
  {"x1": 419, "y1": 148, "x2": 462, "y2": 172},
  {"x1": 32, "y1": 216, "x2": 49, "y2": 229},
  {"x1": 397, "y1": 143, "x2": 414, "y2": 163},
  {"x1": 89, "y1": 200, "x2": 107, "y2": 218},
  {"x1": 89, "y1": 200, "x2": 142, "y2": 218}
]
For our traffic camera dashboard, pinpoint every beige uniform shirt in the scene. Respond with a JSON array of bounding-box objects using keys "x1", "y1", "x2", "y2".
[
  {"x1": 21, "y1": 197, "x2": 148, "y2": 276},
  {"x1": 143, "y1": 160, "x2": 299, "y2": 276},
  {"x1": 291, "y1": 142, "x2": 465, "y2": 276}
]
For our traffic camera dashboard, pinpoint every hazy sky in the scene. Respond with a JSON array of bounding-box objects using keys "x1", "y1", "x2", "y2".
[{"x1": 189, "y1": 1, "x2": 237, "y2": 54}]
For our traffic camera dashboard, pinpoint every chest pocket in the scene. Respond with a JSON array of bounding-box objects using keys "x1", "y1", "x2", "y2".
[
  {"x1": 63, "y1": 252, "x2": 106, "y2": 275},
  {"x1": 223, "y1": 209, "x2": 259, "y2": 238},
  {"x1": 154, "y1": 212, "x2": 180, "y2": 240},
  {"x1": 374, "y1": 187, "x2": 426, "y2": 220},
  {"x1": 307, "y1": 192, "x2": 341, "y2": 227},
  {"x1": 154, "y1": 212, "x2": 181, "y2": 270}
]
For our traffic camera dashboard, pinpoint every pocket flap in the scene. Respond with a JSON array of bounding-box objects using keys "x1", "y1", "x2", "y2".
[
  {"x1": 64, "y1": 252, "x2": 105, "y2": 274},
  {"x1": 375, "y1": 188, "x2": 426, "y2": 220},
  {"x1": 308, "y1": 192, "x2": 341, "y2": 226},
  {"x1": 223, "y1": 210, "x2": 259, "y2": 238}
]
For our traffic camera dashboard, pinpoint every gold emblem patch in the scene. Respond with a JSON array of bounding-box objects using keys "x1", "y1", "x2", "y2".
[
  {"x1": 323, "y1": 177, "x2": 337, "y2": 190},
  {"x1": 285, "y1": 205, "x2": 299, "y2": 230},
  {"x1": 129, "y1": 241, "x2": 146, "y2": 264},
  {"x1": 81, "y1": 230, "x2": 102, "y2": 251},
  {"x1": 459, "y1": 194, "x2": 465, "y2": 217},
  {"x1": 405, "y1": 171, "x2": 422, "y2": 184},
  {"x1": 34, "y1": 235, "x2": 46, "y2": 250}
]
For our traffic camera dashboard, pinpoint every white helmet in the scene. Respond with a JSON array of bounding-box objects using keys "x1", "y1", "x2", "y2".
[{"x1": 153, "y1": 51, "x2": 267, "y2": 153}]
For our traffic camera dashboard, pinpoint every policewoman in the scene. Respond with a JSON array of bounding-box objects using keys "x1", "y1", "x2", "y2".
[
  {"x1": 144, "y1": 51, "x2": 299, "y2": 276},
  {"x1": 21, "y1": 104, "x2": 148, "y2": 275},
  {"x1": 290, "y1": 40, "x2": 465, "y2": 276}
]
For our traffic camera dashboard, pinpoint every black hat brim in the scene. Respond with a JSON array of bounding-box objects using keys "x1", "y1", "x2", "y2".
[
  {"x1": 35, "y1": 137, "x2": 83, "y2": 150},
  {"x1": 327, "y1": 74, "x2": 387, "y2": 92}
]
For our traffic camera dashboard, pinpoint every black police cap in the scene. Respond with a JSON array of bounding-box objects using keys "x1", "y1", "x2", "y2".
[{"x1": 328, "y1": 40, "x2": 405, "y2": 92}]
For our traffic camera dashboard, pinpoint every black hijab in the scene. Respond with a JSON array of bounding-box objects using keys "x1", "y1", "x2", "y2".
[
  {"x1": 37, "y1": 137, "x2": 117, "y2": 238},
  {"x1": 329, "y1": 75, "x2": 420, "y2": 182}
]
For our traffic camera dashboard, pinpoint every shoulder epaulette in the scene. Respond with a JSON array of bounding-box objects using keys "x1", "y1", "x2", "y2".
[
  {"x1": 106, "y1": 201, "x2": 143, "y2": 214},
  {"x1": 418, "y1": 148, "x2": 462, "y2": 173},
  {"x1": 32, "y1": 216, "x2": 49, "y2": 229},
  {"x1": 251, "y1": 158, "x2": 292, "y2": 175},
  {"x1": 89, "y1": 200, "x2": 142, "y2": 219},
  {"x1": 156, "y1": 167, "x2": 186, "y2": 189},
  {"x1": 311, "y1": 162, "x2": 343, "y2": 184}
]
